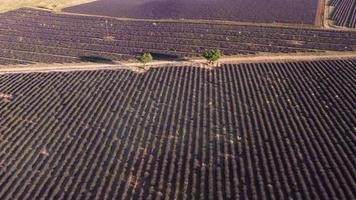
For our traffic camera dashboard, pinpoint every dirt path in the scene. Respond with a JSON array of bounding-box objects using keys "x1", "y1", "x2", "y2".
[
  {"x1": 323, "y1": 0, "x2": 332, "y2": 29},
  {"x1": 0, "y1": 52, "x2": 355, "y2": 75},
  {"x1": 315, "y1": 0, "x2": 326, "y2": 27}
]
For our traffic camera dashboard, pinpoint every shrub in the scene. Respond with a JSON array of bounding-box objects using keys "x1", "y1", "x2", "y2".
[
  {"x1": 202, "y1": 49, "x2": 222, "y2": 64},
  {"x1": 139, "y1": 53, "x2": 153, "y2": 64}
]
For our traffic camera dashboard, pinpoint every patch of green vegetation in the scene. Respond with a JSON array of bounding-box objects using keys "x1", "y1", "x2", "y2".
[
  {"x1": 203, "y1": 49, "x2": 222, "y2": 64},
  {"x1": 139, "y1": 53, "x2": 153, "y2": 65}
]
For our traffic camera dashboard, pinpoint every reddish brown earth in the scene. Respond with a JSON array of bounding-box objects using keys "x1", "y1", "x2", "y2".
[
  {"x1": 64, "y1": 0, "x2": 319, "y2": 24},
  {"x1": 0, "y1": 59, "x2": 355, "y2": 199}
]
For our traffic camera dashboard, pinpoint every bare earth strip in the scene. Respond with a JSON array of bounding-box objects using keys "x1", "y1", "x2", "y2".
[
  {"x1": 315, "y1": 0, "x2": 326, "y2": 26},
  {"x1": 324, "y1": 0, "x2": 332, "y2": 29},
  {"x1": 1, "y1": 52, "x2": 355, "y2": 75}
]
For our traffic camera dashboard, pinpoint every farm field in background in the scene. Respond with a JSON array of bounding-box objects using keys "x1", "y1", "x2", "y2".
[
  {"x1": 0, "y1": 60, "x2": 355, "y2": 199},
  {"x1": 328, "y1": 0, "x2": 356, "y2": 28},
  {"x1": 64, "y1": 0, "x2": 319, "y2": 24},
  {"x1": 0, "y1": 8, "x2": 355, "y2": 66}
]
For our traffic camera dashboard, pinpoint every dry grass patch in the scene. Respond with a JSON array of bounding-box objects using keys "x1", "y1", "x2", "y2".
[
  {"x1": 102, "y1": 35, "x2": 115, "y2": 41},
  {"x1": 0, "y1": 0, "x2": 96, "y2": 13}
]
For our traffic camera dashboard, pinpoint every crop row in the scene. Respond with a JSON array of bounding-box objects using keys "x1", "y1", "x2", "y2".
[
  {"x1": 0, "y1": 57, "x2": 31, "y2": 65},
  {"x1": 1, "y1": 20, "x2": 353, "y2": 50},
  {"x1": 329, "y1": 0, "x2": 356, "y2": 28},
  {"x1": 0, "y1": 8, "x2": 355, "y2": 65},
  {"x1": 3, "y1": 8, "x2": 356, "y2": 40},
  {"x1": 63, "y1": 0, "x2": 319, "y2": 24},
  {"x1": 0, "y1": 59, "x2": 355, "y2": 199}
]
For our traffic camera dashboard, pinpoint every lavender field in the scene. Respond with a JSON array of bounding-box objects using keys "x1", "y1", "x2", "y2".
[
  {"x1": 64, "y1": 0, "x2": 319, "y2": 24},
  {"x1": 0, "y1": 1, "x2": 356, "y2": 199},
  {"x1": 1, "y1": 8, "x2": 356, "y2": 66},
  {"x1": 0, "y1": 60, "x2": 355, "y2": 199},
  {"x1": 329, "y1": 0, "x2": 356, "y2": 28}
]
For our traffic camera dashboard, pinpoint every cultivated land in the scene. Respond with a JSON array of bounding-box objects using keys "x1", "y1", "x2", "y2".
[
  {"x1": 328, "y1": 0, "x2": 356, "y2": 28},
  {"x1": 0, "y1": 1, "x2": 356, "y2": 200},
  {"x1": 64, "y1": 0, "x2": 319, "y2": 24},
  {"x1": 0, "y1": 59, "x2": 355, "y2": 199},
  {"x1": 0, "y1": 8, "x2": 356, "y2": 66}
]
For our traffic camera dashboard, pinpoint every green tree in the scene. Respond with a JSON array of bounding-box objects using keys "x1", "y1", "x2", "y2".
[
  {"x1": 139, "y1": 52, "x2": 153, "y2": 65},
  {"x1": 202, "y1": 49, "x2": 222, "y2": 64}
]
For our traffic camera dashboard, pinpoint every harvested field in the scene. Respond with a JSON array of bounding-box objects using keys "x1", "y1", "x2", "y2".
[
  {"x1": 0, "y1": 59, "x2": 355, "y2": 199},
  {"x1": 64, "y1": 0, "x2": 319, "y2": 24},
  {"x1": 329, "y1": 0, "x2": 356, "y2": 28},
  {"x1": 1, "y1": 8, "x2": 356, "y2": 66}
]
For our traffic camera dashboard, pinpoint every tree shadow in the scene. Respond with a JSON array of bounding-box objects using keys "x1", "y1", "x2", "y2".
[
  {"x1": 79, "y1": 56, "x2": 115, "y2": 64},
  {"x1": 150, "y1": 53, "x2": 189, "y2": 61}
]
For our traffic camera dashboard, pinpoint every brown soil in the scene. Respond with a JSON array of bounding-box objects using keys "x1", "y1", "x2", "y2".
[{"x1": 315, "y1": 0, "x2": 326, "y2": 26}]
